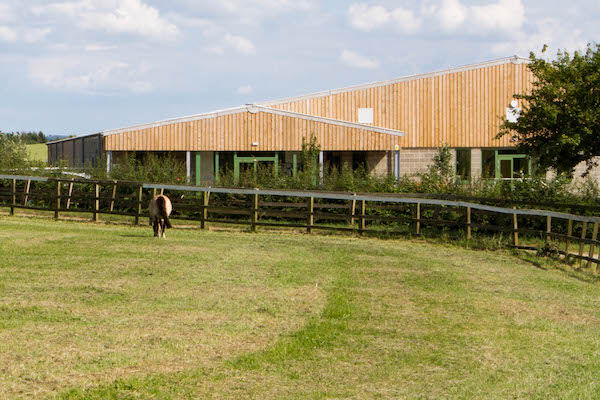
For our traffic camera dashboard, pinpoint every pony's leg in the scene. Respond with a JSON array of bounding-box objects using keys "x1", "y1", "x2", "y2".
[
  {"x1": 153, "y1": 218, "x2": 159, "y2": 237},
  {"x1": 160, "y1": 220, "x2": 166, "y2": 239}
]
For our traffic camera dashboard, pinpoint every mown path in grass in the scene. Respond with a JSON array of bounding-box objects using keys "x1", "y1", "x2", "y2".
[{"x1": 0, "y1": 215, "x2": 599, "y2": 399}]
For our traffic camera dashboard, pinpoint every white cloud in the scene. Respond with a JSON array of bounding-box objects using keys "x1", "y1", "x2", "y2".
[
  {"x1": 348, "y1": 4, "x2": 389, "y2": 31},
  {"x1": 471, "y1": 0, "x2": 525, "y2": 33},
  {"x1": 340, "y1": 50, "x2": 380, "y2": 69},
  {"x1": 219, "y1": 0, "x2": 312, "y2": 13},
  {"x1": 237, "y1": 85, "x2": 253, "y2": 95},
  {"x1": 492, "y1": 18, "x2": 587, "y2": 56},
  {"x1": 32, "y1": 0, "x2": 179, "y2": 41},
  {"x1": 206, "y1": 46, "x2": 225, "y2": 55},
  {"x1": 436, "y1": 0, "x2": 467, "y2": 31},
  {"x1": 201, "y1": 0, "x2": 314, "y2": 22},
  {"x1": 29, "y1": 56, "x2": 154, "y2": 94},
  {"x1": 348, "y1": 0, "x2": 525, "y2": 37},
  {"x1": 224, "y1": 33, "x2": 256, "y2": 55},
  {"x1": 348, "y1": 3, "x2": 421, "y2": 34},
  {"x1": 23, "y1": 27, "x2": 52, "y2": 43},
  {"x1": 0, "y1": 26, "x2": 17, "y2": 42},
  {"x1": 0, "y1": 3, "x2": 14, "y2": 22},
  {"x1": 427, "y1": 0, "x2": 525, "y2": 35},
  {"x1": 84, "y1": 44, "x2": 118, "y2": 52},
  {"x1": 390, "y1": 8, "x2": 422, "y2": 34}
]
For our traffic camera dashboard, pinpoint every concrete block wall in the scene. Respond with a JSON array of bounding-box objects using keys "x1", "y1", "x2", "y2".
[
  {"x1": 399, "y1": 149, "x2": 442, "y2": 176},
  {"x1": 367, "y1": 151, "x2": 390, "y2": 176},
  {"x1": 197, "y1": 151, "x2": 215, "y2": 184},
  {"x1": 547, "y1": 157, "x2": 600, "y2": 184},
  {"x1": 573, "y1": 158, "x2": 600, "y2": 183}
]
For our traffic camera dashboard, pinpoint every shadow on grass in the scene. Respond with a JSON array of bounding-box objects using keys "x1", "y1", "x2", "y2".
[
  {"x1": 118, "y1": 234, "x2": 150, "y2": 238},
  {"x1": 513, "y1": 251, "x2": 600, "y2": 284}
]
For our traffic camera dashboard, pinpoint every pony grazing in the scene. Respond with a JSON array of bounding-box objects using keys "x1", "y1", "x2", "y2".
[{"x1": 149, "y1": 195, "x2": 173, "y2": 238}]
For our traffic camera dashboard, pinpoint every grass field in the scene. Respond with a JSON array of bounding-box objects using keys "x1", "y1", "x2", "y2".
[
  {"x1": 1, "y1": 214, "x2": 600, "y2": 399},
  {"x1": 26, "y1": 143, "x2": 47, "y2": 162}
]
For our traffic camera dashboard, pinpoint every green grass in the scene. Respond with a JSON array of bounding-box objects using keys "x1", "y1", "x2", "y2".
[
  {"x1": 26, "y1": 143, "x2": 47, "y2": 162},
  {"x1": 1, "y1": 213, "x2": 600, "y2": 399}
]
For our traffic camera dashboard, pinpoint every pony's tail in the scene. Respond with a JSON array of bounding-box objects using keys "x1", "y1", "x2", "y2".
[{"x1": 157, "y1": 196, "x2": 173, "y2": 229}]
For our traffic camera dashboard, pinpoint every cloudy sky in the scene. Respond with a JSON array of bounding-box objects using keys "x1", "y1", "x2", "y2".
[{"x1": 0, "y1": 0, "x2": 597, "y2": 135}]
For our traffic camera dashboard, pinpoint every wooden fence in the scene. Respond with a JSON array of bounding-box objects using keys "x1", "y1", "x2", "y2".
[{"x1": 1, "y1": 174, "x2": 599, "y2": 270}]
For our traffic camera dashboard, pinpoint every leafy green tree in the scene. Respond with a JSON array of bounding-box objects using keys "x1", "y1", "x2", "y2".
[
  {"x1": 500, "y1": 43, "x2": 600, "y2": 175},
  {"x1": 0, "y1": 133, "x2": 29, "y2": 171}
]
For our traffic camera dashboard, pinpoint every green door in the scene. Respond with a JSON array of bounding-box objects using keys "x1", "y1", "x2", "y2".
[{"x1": 495, "y1": 152, "x2": 530, "y2": 180}]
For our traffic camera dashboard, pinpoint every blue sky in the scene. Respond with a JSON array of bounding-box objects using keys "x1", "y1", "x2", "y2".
[{"x1": 0, "y1": 0, "x2": 598, "y2": 135}]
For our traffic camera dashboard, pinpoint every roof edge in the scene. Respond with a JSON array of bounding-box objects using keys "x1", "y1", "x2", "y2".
[
  {"x1": 255, "y1": 105, "x2": 404, "y2": 137},
  {"x1": 259, "y1": 55, "x2": 530, "y2": 107},
  {"x1": 101, "y1": 104, "x2": 404, "y2": 138},
  {"x1": 46, "y1": 133, "x2": 102, "y2": 145},
  {"x1": 101, "y1": 105, "x2": 248, "y2": 136}
]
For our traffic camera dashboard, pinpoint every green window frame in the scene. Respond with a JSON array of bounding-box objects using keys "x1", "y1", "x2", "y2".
[{"x1": 494, "y1": 151, "x2": 532, "y2": 180}]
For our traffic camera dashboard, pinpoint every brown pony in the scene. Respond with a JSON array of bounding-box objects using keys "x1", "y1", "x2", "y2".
[{"x1": 149, "y1": 195, "x2": 173, "y2": 238}]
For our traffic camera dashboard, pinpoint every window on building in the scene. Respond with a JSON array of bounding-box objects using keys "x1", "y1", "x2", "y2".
[
  {"x1": 358, "y1": 108, "x2": 374, "y2": 124},
  {"x1": 482, "y1": 150, "x2": 496, "y2": 178},
  {"x1": 481, "y1": 149, "x2": 531, "y2": 179},
  {"x1": 456, "y1": 149, "x2": 471, "y2": 179}
]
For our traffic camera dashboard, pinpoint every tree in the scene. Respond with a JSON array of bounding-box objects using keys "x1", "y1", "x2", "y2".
[
  {"x1": 0, "y1": 133, "x2": 29, "y2": 171},
  {"x1": 500, "y1": 43, "x2": 600, "y2": 175}
]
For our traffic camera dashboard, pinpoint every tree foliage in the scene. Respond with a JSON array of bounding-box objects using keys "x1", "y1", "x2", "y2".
[
  {"x1": 500, "y1": 43, "x2": 600, "y2": 175},
  {"x1": 0, "y1": 133, "x2": 29, "y2": 171},
  {"x1": 2, "y1": 131, "x2": 47, "y2": 144}
]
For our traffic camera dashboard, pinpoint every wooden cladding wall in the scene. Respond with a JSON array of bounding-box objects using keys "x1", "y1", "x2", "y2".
[
  {"x1": 270, "y1": 62, "x2": 533, "y2": 148},
  {"x1": 103, "y1": 111, "x2": 401, "y2": 152}
]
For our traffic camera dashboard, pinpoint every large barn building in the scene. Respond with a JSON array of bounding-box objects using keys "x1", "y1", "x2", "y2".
[{"x1": 48, "y1": 56, "x2": 552, "y2": 184}]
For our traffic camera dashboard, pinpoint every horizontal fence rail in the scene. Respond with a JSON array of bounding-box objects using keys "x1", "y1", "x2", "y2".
[{"x1": 1, "y1": 174, "x2": 599, "y2": 270}]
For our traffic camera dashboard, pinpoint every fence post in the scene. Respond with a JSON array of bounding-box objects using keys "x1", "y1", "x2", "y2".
[
  {"x1": 578, "y1": 222, "x2": 588, "y2": 268},
  {"x1": 466, "y1": 206, "x2": 472, "y2": 240},
  {"x1": 135, "y1": 185, "x2": 143, "y2": 225},
  {"x1": 415, "y1": 202, "x2": 421, "y2": 236},
  {"x1": 66, "y1": 180, "x2": 74, "y2": 210},
  {"x1": 350, "y1": 196, "x2": 356, "y2": 227},
  {"x1": 587, "y1": 222, "x2": 598, "y2": 271},
  {"x1": 23, "y1": 179, "x2": 31, "y2": 207},
  {"x1": 565, "y1": 219, "x2": 573, "y2": 261},
  {"x1": 546, "y1": 216, "x2": 552, "y2": 242},
  {"x1": 359, "y1": 200, "x2": 366, "y2": 235},
  {"x1": 512, "y1": 207, "x2": 519, "y2": 247},
  {"x1": 110, "y1": 181, "x2": 117, "y2": 212},
  {"x1": 152, "y1": 188, "x2": 157, "y2": 198},
  {"x1": 201, "y1": 191, "x2": 210, "y2": 230},
  {"x1": 10, "y1": 178, "x2": 16, "y2": 215},
  {"x1": 93, "y1": 183, "x2": 100, "y2": 222},
  {"x1": 251, "y1": 192, "x2": 259, "y2": 232},
  {"x1": 54, "y1": 180, "x2": 61, "y2": 220},
  {"x1": 307, "y1": 196, "x2": 314, "y2": 233}
]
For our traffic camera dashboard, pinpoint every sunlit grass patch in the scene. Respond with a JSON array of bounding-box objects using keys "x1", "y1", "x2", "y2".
[{"x1": 0, "y1": 215, "x2": 599, "y2": 399}]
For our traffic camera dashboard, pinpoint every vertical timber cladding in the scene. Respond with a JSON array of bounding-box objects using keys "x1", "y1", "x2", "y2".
[
  {"x1": 268, "y1": 60, "x2": 533, "y2": 149},
  {"x1": 102, "y1": 111, "x2": 401, "y2": 152}
]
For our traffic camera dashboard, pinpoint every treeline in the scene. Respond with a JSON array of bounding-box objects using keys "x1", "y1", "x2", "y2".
[{"x1": 1, "y1": 131, "x2": 47, "y2": 144}]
